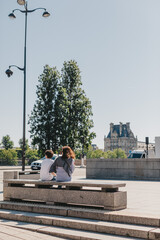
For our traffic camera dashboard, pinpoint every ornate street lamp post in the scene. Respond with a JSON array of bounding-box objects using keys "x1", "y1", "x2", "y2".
[{"x1": 5, "y1": 0, "x2": 50, "y2": 171}]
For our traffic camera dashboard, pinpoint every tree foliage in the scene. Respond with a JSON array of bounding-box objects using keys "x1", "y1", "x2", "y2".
[
  {"x1": 29, "y1": 61, "x2": 95, "y2": 154},
  {"x1": 1, "y1": 135, "x2": 14, "y2": 150},
  {"x1": 28, "y1": 65, "x2": 60, "y2": 154},
  {"x1": 113, "y1": 148, "x2": 127, "y2": 158},
  {"x1": 86, "y1": 148, "x2": 127, "y2": 159},
  {"x1": 0, "y1": 149, "x2": 18, "y2": 165},
  {"x1": 54, "y1": 60, "x2": 96, "y2": 150},
  {"x1": 19, "y1": 138, "x2": 29, "y2": 151}
]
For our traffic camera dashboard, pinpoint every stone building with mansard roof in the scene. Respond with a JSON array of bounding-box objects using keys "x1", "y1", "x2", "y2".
[{"x1": 104, "y1": 122, "x2": 137, "y2": 155}]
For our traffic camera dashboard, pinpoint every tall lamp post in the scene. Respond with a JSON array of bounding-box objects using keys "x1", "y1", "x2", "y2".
[{"x1": 5, "y1": 0, "x2": 50, "y2": 171}]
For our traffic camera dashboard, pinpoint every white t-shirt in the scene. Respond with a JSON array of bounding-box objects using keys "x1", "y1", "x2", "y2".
[{"x1": 40, "y1": 158, "x2": 55, "y2": 181}]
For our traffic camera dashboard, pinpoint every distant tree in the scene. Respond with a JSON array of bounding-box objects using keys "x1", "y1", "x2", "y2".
[
  {"x1": 18, "y1": 138, "x2": 29, "y2": 151},
  {"x1": 25, "y1": 149, "x2": 39, "y2": 163},
  {"x1": 54, "y1": 60, "x2": 96, "y2": 150},
  {"x1": 86, "y1": 148, "x2": 126, "y2": 159},
  {"x1": 86, "y1": 147, "x2": 105, "y2": 159},
  {"x1": 28, "y1": 65, "x2": 60, "y2": 154},
  {"x1": 18, "y1": 138, "x2": 29, "y2": 159},
  {"x1": 106, "y1": 150, "x2": 117, "y2": 159},
  {"x1": 0, "y1": 149, "x2": 17, "y2": 165},
  {"x1": 113, "y1": 148, "x2": 127, "y2": 158},
  {"x1": 1, "y1": 135, "x2": 14, "y2": 150}
]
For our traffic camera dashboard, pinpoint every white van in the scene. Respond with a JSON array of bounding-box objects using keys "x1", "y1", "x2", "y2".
[
  {"x1": 128, "y1": 149, "x2": 155, "y2": 159},
  {"x1": 128, "y1": 150, "x2": 146, "y2": 159}
]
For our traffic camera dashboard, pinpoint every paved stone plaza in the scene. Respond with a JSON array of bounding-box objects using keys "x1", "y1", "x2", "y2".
[
  {"x1": 0, "y1": 166, "x2": 160, "y2": 239},
  {"x1": 0, "y1": 222, "x2": 64, "y2": 240}
]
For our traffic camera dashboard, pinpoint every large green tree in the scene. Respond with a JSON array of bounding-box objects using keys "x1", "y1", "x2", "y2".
[
  {"x1": 28, "y1": 65, "x2": 60, "y2": 154},
  {"x1": 29, "y1": 61, "x2": 95, "y2": 153},
  {"x1": 54, "y1": 60, "x2": 96, "y2": 150},
  {"x1": 1, "y1": 135, "x2": 14, "y2": 150}
]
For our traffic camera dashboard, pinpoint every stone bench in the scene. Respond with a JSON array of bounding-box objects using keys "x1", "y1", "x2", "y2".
[{"x1": 3, "y1": 179, "x2": 127, "y2": 210}]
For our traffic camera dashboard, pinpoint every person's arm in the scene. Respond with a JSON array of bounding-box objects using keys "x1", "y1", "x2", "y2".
[
  {"x1": 49, "y1": 159, "x2": 57, "y2": 175},
  {"x1": 70, "y1": 159, "x2": 75, "y2": 173}
]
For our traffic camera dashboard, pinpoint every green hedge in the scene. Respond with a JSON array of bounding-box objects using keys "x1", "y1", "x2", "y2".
[{"x1": 0, "y1": 149, "x2": 18, "y2": 165}]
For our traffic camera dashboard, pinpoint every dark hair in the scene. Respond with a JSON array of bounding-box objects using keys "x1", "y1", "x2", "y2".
[
  {"x1": 61, "y1": 146, "x2": 75, "y2": 159},
  {"x1": 45, "y1": 150, "x2": 54, "y2": 159}
]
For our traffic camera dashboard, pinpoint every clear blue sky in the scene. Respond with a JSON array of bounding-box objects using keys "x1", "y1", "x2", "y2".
[{"x1": 1, "y1": 0, "x2": 160, "y2": 149}]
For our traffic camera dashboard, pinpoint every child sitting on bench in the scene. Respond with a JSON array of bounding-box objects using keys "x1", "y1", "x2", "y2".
[{"x1": 40, "y1": 150, "x2": 56, "y2": 181}]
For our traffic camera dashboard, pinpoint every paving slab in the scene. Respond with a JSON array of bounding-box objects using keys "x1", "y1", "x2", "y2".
[{"x1": 0, "y1": 222, "x2": 65, "y2": 239}]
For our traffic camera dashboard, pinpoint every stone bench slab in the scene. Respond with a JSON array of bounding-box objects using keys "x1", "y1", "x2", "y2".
[{"x1": 4, "y1": 179, "x2": 125, "y2": 189}]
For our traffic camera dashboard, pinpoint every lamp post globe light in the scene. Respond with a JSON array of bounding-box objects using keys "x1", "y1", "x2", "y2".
[
  {"x1": 6, "y1": 0, "x2": 50, "y2": 171},
  {"x1": 17, "y1": 0, "x2": 25, "y2": 5}
]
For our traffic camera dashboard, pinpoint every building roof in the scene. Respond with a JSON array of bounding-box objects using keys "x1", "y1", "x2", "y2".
[{"x1": 107, "y1": 124, "x2": 131, "y2": 138}]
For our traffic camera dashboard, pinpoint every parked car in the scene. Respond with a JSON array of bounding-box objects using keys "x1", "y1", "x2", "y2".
[
  {"x1": 127, "y1": 149, "x2": 155, "y2": 159},
  {"x1": 31, "y1": 155, "x2": 58, "y2": 170}
]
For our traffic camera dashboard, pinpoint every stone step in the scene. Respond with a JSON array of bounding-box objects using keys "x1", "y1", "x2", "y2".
[
  {"x1": 0, "y1": 201, "x2": 159, "y2": 227},
  {"x1": 0, "y1": 221, "x2": 64, "y2": 240},
  {"x1": 0, "y1": 209, "x2": 159, "y2": 239},
  {"x1": 0, "y1": 219, "x2": 143, "y2": 240}
]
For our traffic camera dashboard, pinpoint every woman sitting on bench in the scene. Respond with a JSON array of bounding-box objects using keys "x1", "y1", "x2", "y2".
[{"x1": 49, "y1": 146, "x2": 75, "y2": 182}]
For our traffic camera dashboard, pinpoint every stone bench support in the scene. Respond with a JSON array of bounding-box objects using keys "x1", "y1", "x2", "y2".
[{"x1": 3, "y1": 170, "x2": 40, "y2": 180}]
